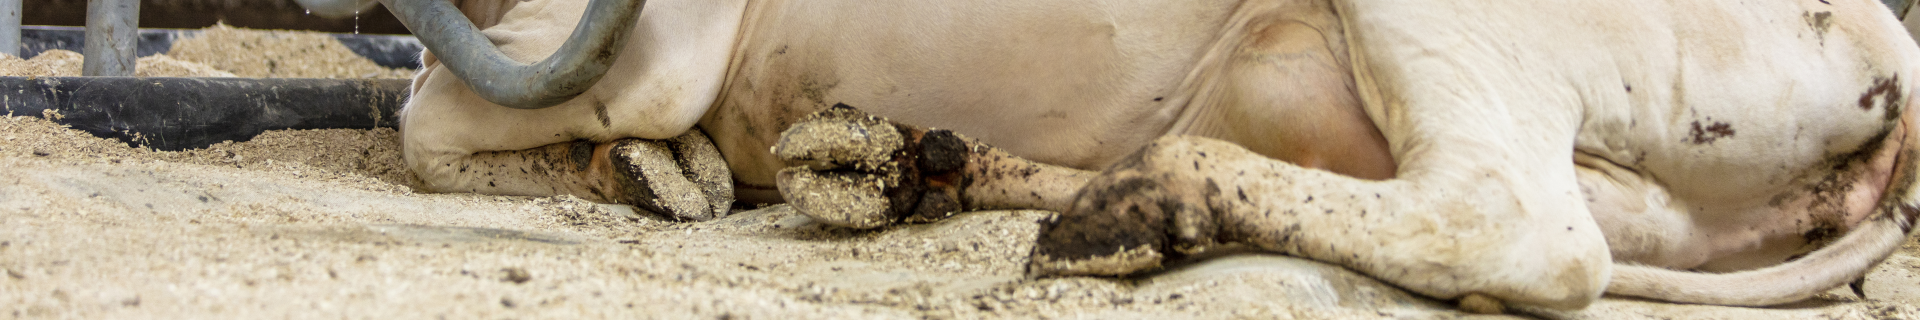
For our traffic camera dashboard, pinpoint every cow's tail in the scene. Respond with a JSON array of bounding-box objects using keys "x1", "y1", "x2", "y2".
[
  {"x1": 1605, "y1": 212, "x2": 1911, "y2": 306},
  {"x1": 1606, "y1": 116, "x2": 1920, "y2": 306}
]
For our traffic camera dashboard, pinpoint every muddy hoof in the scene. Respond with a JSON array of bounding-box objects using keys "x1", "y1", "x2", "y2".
[
  {"x1": 1028, "y1": 167, "x2": 1206, "y2": 277},
  {"x1": 773, "y1": 104, "x2": 973, "y2": 229},
  {"x1": 609, "y1": 130, "x2": 733, "y2": 221},
  {"x1": 1027, "y1": 205, "x2": 1171, "y2": 277}
]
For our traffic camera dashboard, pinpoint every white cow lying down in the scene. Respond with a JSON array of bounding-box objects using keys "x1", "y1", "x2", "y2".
[{"x1": 382, "y1": 0, "x2": 1920, "y2": 312}]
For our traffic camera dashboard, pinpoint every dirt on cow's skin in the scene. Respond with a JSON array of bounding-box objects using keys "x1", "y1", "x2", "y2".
[{"x1": 1, "y1": 26, "x2": 1918, "y2": 319}]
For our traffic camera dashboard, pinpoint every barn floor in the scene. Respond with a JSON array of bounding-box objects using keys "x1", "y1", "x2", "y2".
[
  {"x1": 1, "y1": 27, "x2": 1917, "y2": 319},
  {"x1": 0, "y1": 117, "x2": 1915, "y2": 320}
]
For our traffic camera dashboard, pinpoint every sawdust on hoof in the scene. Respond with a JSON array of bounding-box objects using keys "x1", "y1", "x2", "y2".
[
  {"x1": 608, "y1": 131, "x2": 733, "y2": 221},
  {"x1": 773, "y1": 104, "x2": 911, "y2": 229},
  {"x1": 1028, "y1": 243, "x2": 1165, "y2": 277},
  {"x1": 772, "y1": 104, "x2": 905, "y2": 172},
  {"x1": 777, "y1": 167, "x2": 893, "y2": 229},
  {"x1": 772, "y1": 104, "x2": 1011, "y2": 229}
]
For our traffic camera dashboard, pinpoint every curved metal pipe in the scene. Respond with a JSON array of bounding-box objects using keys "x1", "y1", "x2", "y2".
[{"x1": 382, "y1": 0, "x2": 645, "y2": 109}]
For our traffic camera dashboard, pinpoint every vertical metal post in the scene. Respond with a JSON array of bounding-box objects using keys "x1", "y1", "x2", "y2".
[
  {"x1": 0, "y1": 0, "x2": 19, "y2": 58},
  {"x1": 82, "y1": 0, "x2": 138, "y2": 76}
]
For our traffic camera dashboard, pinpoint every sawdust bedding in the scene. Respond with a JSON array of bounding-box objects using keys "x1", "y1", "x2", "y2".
[
  {"x1": 0, "y1": 26, "x2": 1917, "y2": 319},
  {"x1": 1, "y1": 24, "x2": 411, "y2": 79}
]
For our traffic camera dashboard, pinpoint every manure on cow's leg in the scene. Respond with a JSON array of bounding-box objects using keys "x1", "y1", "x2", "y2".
[
  {"x1": 1025, "y1": 187, "x2": 1173, "y2": 277},
  {"x1": 1026, "y1": 138, "x2": 1241, "y2": 278},
  {"x1": 1025, "y1": 146, "x2": 1193, "y2": 277}
]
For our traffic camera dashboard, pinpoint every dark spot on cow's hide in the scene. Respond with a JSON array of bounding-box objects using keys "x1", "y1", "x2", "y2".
[
  {"x1": 1824, "y1": 128, "x2": 1890, "y2": 173},
  {"x1": 1801, "y1": 219, "x2": 1844, "y2": 248},
  {"x1": 569, "y1": 140, "x2": 595, "y2": 172},
  {"x1": 799, "y1": 77, "x2": 839, "y2": 106},
  {"x1": 1686, "y1": 120, "x2": 1736, "y2": 144},
  {"x1": 1805, "y1": 11, "x2": 1833, "y2": 36},
  {"x1": 593, "y1": 101, "x2": 613, "y2": 128},
  {"x1": 1858, "y1": 76, "x2": 1904, "y2": 120}
]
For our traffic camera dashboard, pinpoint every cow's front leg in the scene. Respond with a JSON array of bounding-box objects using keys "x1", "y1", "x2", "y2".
[
  {"x1": 413, "y1": 130, "x2": 733, "y2": 221},
  {"x1": 1029, "y1": 136, "x2": 1611, "y2": 311},
  {"x1": 772, "y1": 105, "x2": 1094, "y2": 228}
]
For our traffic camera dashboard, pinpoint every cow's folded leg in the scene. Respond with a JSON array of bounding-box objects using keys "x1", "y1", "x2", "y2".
[
  {"x1": 414, "y1": 130, "x2": 733, "y2": 221},
  {"x1": 1029, "y1": 135, "x2": 1611, "y2": 310},
  {"x1": 774, "y1": 105, "x2": 1093, "y2": 228}
]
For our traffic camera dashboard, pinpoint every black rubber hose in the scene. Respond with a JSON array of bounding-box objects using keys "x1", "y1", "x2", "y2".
[{"x1": 0, "y1": 77, "x2": 410, "y2": 151}]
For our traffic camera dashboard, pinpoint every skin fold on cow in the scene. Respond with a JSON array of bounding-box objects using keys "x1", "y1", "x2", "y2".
[{"x1": 379, "y1": 0, "x2": 1920, "y2": 313}]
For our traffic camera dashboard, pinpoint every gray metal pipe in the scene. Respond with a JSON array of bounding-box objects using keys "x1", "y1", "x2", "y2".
[
  {"x1": 381, "y1": 0, "x2": 645, "y2": 109},
  {"x1": 0, "y1": 0, "x2": 19, "y2": 58},
  {"x1": 82, "y1": 0, "x2": 139, "y2": 76}
]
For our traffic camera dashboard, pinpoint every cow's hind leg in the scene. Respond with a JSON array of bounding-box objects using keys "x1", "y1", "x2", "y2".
[
  {"x1": 1029, "y1": 136, "x2": 1611, "y2": 310},
  {"x1": 772, "y1": 105, "x2": 1094, "y2": 228}
]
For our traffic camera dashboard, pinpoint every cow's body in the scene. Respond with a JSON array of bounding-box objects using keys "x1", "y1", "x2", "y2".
[{"x1": 394, "y1": 0, "x2": 1920, "y2": 311}]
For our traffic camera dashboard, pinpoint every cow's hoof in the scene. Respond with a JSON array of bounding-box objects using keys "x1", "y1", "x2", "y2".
[
  {"x1": 777, "y1": 166, "x2": 895, "y2": 228},
  {"x1": 773, "y1": 105, "x2": 908, "y2": 228},
  {"x1": 608, "y1": 130, "x2": 733, "y2": 221},
  {"x1": 1027, "y1": 210, "x2": 1168, "y2": 277},
  {"x1": 774, "y1": 104, "x2": 971, "y2": 228},
  {"x1": 773, "y1": 104, "x2": 906, "y2": 173},
  {"x1": 1027, "y1": 176, "x2": 1182, "y2": 277}
]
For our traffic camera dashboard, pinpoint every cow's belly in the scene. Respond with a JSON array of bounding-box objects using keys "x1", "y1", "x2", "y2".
[
  {"x1": 702, "y1": 0, "x2": 1248, "y2": 201},
  {"x1": 1566, "y1": 0, "x2": 1915, "y2": 271}
]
